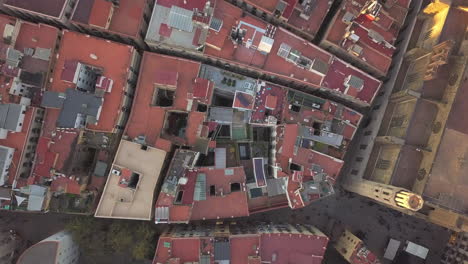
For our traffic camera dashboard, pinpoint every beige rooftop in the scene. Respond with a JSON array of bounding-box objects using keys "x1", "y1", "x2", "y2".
[{"x1": 95, "y1": 140, "x2": 166, "y2": 220}]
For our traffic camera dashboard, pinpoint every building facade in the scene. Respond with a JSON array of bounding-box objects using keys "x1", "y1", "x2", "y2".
[
  {"x1": 343, "y1": 0, "x2": 468, "y2": 232},
  {"x1": 335, "y1": 229, "x2": 381, "y2": 264},
  {"x1": 153, "y1": 222, "x2": 329, "y2": 264},
  {"x1": 1, "y1": 0, "x2": 154, "y2": 48}
]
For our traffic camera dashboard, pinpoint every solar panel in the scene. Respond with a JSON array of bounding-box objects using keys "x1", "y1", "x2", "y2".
[
  {"x1": 193, "y1": 173, "x2": 207, "y2": 201},
  {"x1": 210, "y1": 17, "x2": 223, "y2": 32},
  {"x1": 253, "y1": 158, "x2": 267, "y2": 187}
]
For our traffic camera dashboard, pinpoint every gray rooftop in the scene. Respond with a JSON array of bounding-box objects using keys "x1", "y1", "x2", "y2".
[
  {"x1": 0, "y1": 146, "x2": 14, "y2": 185},
  {"x1": 146, "y1": 4, "x2": 201, "y2": 50},
  {"x1": 18, "y1": 184, "x2": 47, "y2": 211},
  {"x1": 17, "y1": 241, "x2": 58, "y2": 264},
  {"x1": 6, "y1": 47, "x2": 23, "y2": 67},
  {"x1": 300, "y1": 125, "x2": 343, "y2": 148},
  {"x1": 266, "y1": 177, "x2": 287, "y2": 197},
  {"x1": 93, "y1": 161, "x2": 108, "y2": 177},
  {"x1": 311, "y1": 58, "x2": 330, "y2": 75},
  {"x1": 0, "y1": 187, "x2": 11, "y2": 199},
  {"x1": 4, "y1": 0, "x2": 68, "y2": 18},
  {"x1": 0, "y1": 103, "x2": 24, "y2": 131},
  {"x1": 347, "y1": 75, "x2": 364, "y2": 90},
  {"x1": 168, "y1": 6, "x2": 194, "y2": 32},
  {"x1": 32, "y1": 47, "x2": 52, "y2": 61},
  {"x1": 199, "y1": 64, "x2": 256, "y2": 95},
  {"x1": 41, "y1": 88, "x2": 103, "y2": 128},
  {"x1": 214, "y1": 241, "x2": 230, "y2": 261},
  {"x1": 208, "y1": 107, "x2": 233, "y2": 124}
]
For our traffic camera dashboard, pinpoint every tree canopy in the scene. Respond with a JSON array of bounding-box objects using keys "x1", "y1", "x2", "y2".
[{"x1": 65, "y1": 217, "x2": 157, "y2": 261}]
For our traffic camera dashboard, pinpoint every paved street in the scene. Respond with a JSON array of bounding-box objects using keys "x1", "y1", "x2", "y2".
[
  {"x1": 238, "y1": 188, "x2": 451, "y2": 264},
  {"x1": 1, "y1": 187, "x2": 450, "y2": 264}
]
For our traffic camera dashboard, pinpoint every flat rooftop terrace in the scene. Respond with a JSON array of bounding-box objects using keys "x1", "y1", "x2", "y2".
[{"x1": 95, "y1": 140, "x2": 167, "y2": 220}]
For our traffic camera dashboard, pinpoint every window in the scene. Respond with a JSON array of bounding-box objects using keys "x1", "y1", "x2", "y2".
[
  {"x1": 128, "y1": 172, "x2": 140, "y2": 188},
  {"x1": 290, "y1": 163, "x2": 302, "y2": 171},
  {"x1": 356, "y1": 157, "x2": 363, "y2": 162},
  {"x1": 364, "y1": 130, "x2": 372, "y2": 136},
  {"x1": 351, "y1": 169, "x2": 358, "y2": 175},
  {"x1": 390, "y1": 116, "x2": 405, "y2": 128},
  {"x1": 210, "y1": 185, "x2": 216, "y2": 196},
  {"x1": 406, "y1": 72, "x2": 420, "y2": 84},
  {"x1": 230, "y1": 183, "x2": 241, "y2": 192},
  {"x1": 290, "y1": 104, "x2": 301, "y2": 112},
  {"x1": 423, "y1": 28, "x2": 433, "y2": 40},
  {"x1": 152, "y1": 86, "x2": 175, "y2": 107},
  {"x1": 197, "y1": 104, "x2": 207, "y2": 112},
  {"x1": 359, "y1": 144, "x2": 367, "y2": 150},
  {"x1": 175, "y1": 190, "x2": 184, "y2": 204},
  {"x1": 376, "y1": 159, "x2": 391, "y2": 170}
]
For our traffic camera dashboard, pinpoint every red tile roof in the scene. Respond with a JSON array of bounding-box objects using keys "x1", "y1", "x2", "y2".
[
  {"x1": 260, "y1": 233, "x2": 328, "y2": 264},
  {"x1": 205, "y1": 1, "x2": 381, "y2": 105},
  {"x1": 124, "y1": 52, "x2": 202, "y2": 147},
  {"x1": 279, "y1": 124, "x2": 299, "y2": 158},
  {"x1": 50, "y1": 30, "x2": 135, "y2": 133},
  {"x1": 154, "y1": 230, "x2": 329, "y2": 264},
  {"x1": 243, "y1": 0, "x2": 331, "y2": 36},
  {"x1": 263, "y1": 28, "x2": 330, "y2": 85},
  {"x1": 32, "y1": 137, "x2": 56, "y2": 180},
  {"x1": 49, "y1": 176, "x2": 81, "y2": 194},
  {"x1": 154, "y1": 237, "x2": 200, "y2": 264},
  {"x1": 155, "y1": 70, "x2": 178, "y2": 86},
  {"x1": 187, "y1": 112, "x2": 206, "y2": 146},
  {"x1": 171, "y1": 238, "x2": 200, "y2": 262},
  {"x1": 230, "y1": 236, "x2": 260, "y2": 264},
  {"x1": 14, "y1": 21, "x2": 59, "y2": 54},
  {"x1": 88, "y1": 0, "x2": 113, "y2": 28},
  {"x1": 72, "y1": 0, "x2": 147, "y2": 38},
  {"x1": 265, "y1": 94, "x2": 278, "y2": 110},
  {"x1": 159, "y1": 23, "x2": 172, "y2": 38},
  {"x1": 60, "y1": 60, "x2": 78, "y2": 82},
  {"x1": 0, "y1": 108, "x2": 34, "y2": 187},
  {"x1": 250, "y1": 82, "x2": 287, "y2": 124},
  {"x1": 324, "y1": 0, "x2": 409, "y2": 75},
  {"x1": 322, "y1": 57, "x2": 381, "y2": 104},
  {"x1": 155, "y1": 166, "x2": 250, "y2": 223},
  {"x1": 190, "y1": 167, "x2": 249, "y2": 220},
  {"x1": 4, "y1": 0, "x2": 68, "y2": 18},
  {"x1": 0, "y1": 16, "x2": 59, "y2": 105},
  {"x1": 108, "y1": 0, "x2": 147, "y2": 37},
  {"x1": 156, "y1": 0, "x2": 209, "y2": 10},
  {"x1": 193, "y1": 78, "x2": 211, "y2": 99}
]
